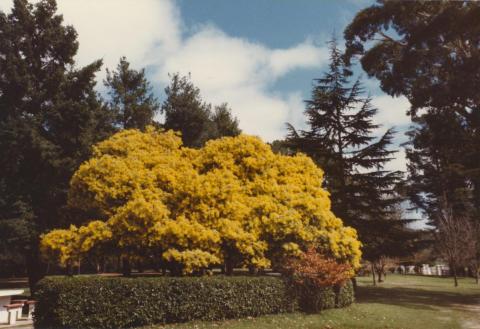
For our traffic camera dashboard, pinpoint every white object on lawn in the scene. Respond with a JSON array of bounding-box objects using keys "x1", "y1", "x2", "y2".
[{"x1": 0, "y1": 289, "x2": 24, "y2": 325}]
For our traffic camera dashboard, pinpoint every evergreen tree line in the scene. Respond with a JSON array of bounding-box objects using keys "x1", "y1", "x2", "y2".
[{"x1": 0, "y1": 0, "x2": 239, "y2": 289}]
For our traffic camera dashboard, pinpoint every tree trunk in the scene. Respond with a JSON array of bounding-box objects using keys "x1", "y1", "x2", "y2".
[
  {"x1": 153, "y1": 258, "x2": 160, "y2": 273},
  {"x1": 371, "y1": 263, "x2": 376, "y2": 286},
  {"x1": 453, "y1": 266, "x2": 458, "y2": 287},
  {"x1": 25, "y1": 243, "x2": 46, "y2": 293},
  {"x1": 116, "y1": 255, "x2": 121, "y2": 273},
  {"x1": 377, "y1": 269, "x2": 383, "y2": 283},
  {"x1": 351, "y1": 277, "x2": 358, "y2": 292},
  {"x1": 122, "y1": 257, "x2": 131, "y2": 277},
  {"x1": 65, "y1": 261, "x2": 73, "y2": 276},
  {"x1": 225, "y1": 259, "x2": 234, "y2": 276}
]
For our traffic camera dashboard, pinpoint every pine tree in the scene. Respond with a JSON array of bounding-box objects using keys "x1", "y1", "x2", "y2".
[
  {"x1": 161, "y1": 74, "x2": 214, "y2": 147},
  {"x1": 211, "y1": 103, "x2": 241, "y2": 138},
  {"x1": 0, "y1": 0, "x2": 115, "y2": 289},
  {"x1": 287, "y1": 39, "x2": 411, "y2": 271},
  {"x1": 161, "y1": 73, "x2": 240, "y2": 147},
  {"x1": 104, "y1": 57, "x2": 159, "y2": 130}
]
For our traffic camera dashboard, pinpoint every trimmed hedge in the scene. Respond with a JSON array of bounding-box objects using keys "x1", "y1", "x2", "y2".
[
  {"x1": 296, "y1": 285, "x2": 336, "y2": 313},
  {"x1": 34, "y1": 276, "x2": 355, "y2": 329},
  {"x1": 336, "y1": 280, "x2": 355, "y2": 308},
  {"x1": 291, "y1": 280, "x2": 354, "y2": 313}
]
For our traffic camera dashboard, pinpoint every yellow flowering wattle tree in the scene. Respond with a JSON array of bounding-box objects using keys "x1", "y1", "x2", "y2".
[{"x1": 40, "y1": 127, "x2": 361, "y2": 274}]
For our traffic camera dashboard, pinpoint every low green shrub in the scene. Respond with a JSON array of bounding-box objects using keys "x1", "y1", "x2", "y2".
[
  {"x1": 296, "y1": 285, "x2": 336, "y2": 313},
  {"x1": 335, "y1": 280, "x2": 355, "y2": 308},
  {"x1": 34, "y1": 275, "x2": 355, "y2": 329},
  {"x1": 34, "y1": 276, "x2": 297, "y2": 329}
]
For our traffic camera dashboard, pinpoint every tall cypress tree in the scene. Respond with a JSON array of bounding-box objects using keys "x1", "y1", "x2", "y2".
[
  {"x1": 104, "y1": 57, "x2": 159, "y2": 130},
  {"x1": 287, "y1": 39, "x2": 413, "y2": 271},
  {"x1": 0, "y1": 0, "x2": 115, "y2": 289}
]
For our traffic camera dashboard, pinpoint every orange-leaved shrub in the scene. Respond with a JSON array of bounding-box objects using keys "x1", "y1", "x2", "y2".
[{"x1": 283, "y1": 247, "x2": 353, "y2": 312}]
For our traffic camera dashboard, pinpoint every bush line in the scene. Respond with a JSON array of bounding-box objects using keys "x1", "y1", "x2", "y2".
[{"x1": 34, "y1": 275, "x2": 354, "y2": 329}]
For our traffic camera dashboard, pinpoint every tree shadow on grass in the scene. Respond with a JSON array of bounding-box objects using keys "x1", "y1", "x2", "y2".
[{"x1": 356, "y1": 284, "x2": 480, "y2": 312}]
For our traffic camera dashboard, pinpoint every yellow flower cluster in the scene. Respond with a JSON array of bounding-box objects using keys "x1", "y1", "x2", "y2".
[{"x1": 41, "y1": 127, "x2": 361, "y2": 273}]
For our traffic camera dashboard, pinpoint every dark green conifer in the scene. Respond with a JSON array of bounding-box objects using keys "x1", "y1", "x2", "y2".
[
  {"x1": 288, "y1": 39, "x2": 413, "y2": 272},
  {"x1": 0, "y1": 0, "x2": 114, "y2": 289},
  {"x1": 104, "y1": 57, "x2": 159, "y2": 130}
]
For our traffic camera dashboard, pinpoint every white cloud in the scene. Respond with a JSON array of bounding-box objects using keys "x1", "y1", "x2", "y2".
[
  {"x1": 0, "y1": 0, "x2": 10, "y2": 9},
  {"x1": 0, "y1": 0, "x2": 327, "y2": 141},
  {"x1": 269, "y1": 41, "x2": 329, "y2": 78},
  {"x1": 371, "y1": 95, "x2": 411, "y2": 130},
  {"x1": 56, "y1": 0, "x2": 182, "y2": 84},
  {"x1": 0, "y1": 0, "x2": 411, "y2": 149},
  {"x1": 384, "y1": 148, "x2": 407, "y2": 173},
  {"x1": 369, "y1": 95, "x2": 412, "y2": 173},
  {"x1": 154, "y1": 25, "x2": 326, "y2": 140},
  {"x1": 0, "y1": 0, "x2": 181, "y2": 79}
]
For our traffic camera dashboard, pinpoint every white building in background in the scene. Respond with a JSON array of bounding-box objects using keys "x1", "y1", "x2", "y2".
[{"x1": 420, "y1": 264, "x2": 449, "y2": 276}]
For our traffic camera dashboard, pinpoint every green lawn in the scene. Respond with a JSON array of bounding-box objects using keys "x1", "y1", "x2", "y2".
[{"x1": 144, "y1": 274, "x2": 480, "y2": 329}]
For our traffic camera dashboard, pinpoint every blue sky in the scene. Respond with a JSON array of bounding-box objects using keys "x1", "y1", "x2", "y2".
[
  {"x1": 0, "y1": 0, "x2": 411, "y2": 173},
  {"x1": 177, "y1": 0, "x2": 412, "y2": 169},
  {"x1": 178, "y1": 0, "x2": 378, "y2": 95}
]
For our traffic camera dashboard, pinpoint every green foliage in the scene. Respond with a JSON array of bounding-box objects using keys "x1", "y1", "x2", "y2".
[
  {"x1": 161, "y1": 73, "x2": 240, "y2": 147},
  {"x1": 344, "y1": 1, "x2": 480, "y2": 114},
  {"x1": 295, "y1": 285, "x2": 336, "y2": 314},
  {"x1": 406, "y1": 110, "x2": 473, "y2": 225},
  {"x1": 211, "y1": 103, "x2": 241, "y2": 138},
  {"x1": 104, "y1": 56, "x2": 159, "y2": 130},
  {"x1": 34, "y1": 276, "x2": 299, "y2": 329},
  {"x1": 136, "y1": 275, "x2": 480, "y2": 329},
  {"x1": 0, "y1": 0, "x2": 115, "y2": 289},
  {"x1": 345, "y1": 1, "x2": 480, "y2": 269},
  {"x1": 0, "y1": 194, "x2": 34, "y2": 276},
  {"x1": 336, "y1": 280, "x2": 355, "y2": 308}
]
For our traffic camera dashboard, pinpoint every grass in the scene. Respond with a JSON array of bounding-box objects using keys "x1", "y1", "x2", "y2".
[
  {"x1": 3, "y1": 273, "x2": 479, "y2": 328},
  {"x1": 142, "y1": 274, "x2": 480, "y2": 329}
]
